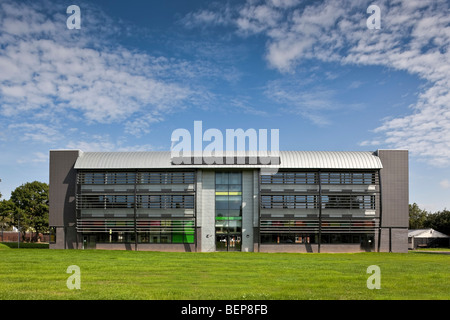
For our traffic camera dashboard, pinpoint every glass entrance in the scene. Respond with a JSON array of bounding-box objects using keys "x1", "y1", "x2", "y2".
[
  {"x1": 215, "y1": 172, "x2": 242, "y2": 252},
  {"x1": 82, "y1": 235, "x2": 96, "y2": 249},
  {"x1": 216, "y1": 234, "x2": 242, "y2": 252}
]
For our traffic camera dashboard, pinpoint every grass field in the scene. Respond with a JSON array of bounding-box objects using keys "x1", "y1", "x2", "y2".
[{"x1": 0, "y1": 245, "x2": 449, "y2": 300}]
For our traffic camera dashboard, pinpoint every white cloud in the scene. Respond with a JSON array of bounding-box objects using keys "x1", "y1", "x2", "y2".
[
  {"x1": 182, "y1": 10, "x2": 230, "y2": 28},
  {"x1": 66, "y1": 140, "x2": 116, "y2": 152},
  {"x1": 0, "y1": 0, "x2": 195, "y2": 148},
  {"x1": 269, "y1": 0, "x2": 301, "y2": 9},
  {"x1": 124, "y1": 113, "x2": 164, "y2": 138},
  {"x1": 206, "y1": 0, "x2": 450, "y2": 166},
  {"x1": 7, "y1": 123, "x2": 61, "y2": 144},
  {"x1": 237, "y1": 3, "x2": 283, "y2": 35},
  {"x1": 180, "y1": 3, "x2": 234, "y2": 29},
  {"x1": 0, "y1": 38, "x2": 192, "y2": 123},
  {"x1": 265, "y1": 78, "x2": 346, "y2": 126}
]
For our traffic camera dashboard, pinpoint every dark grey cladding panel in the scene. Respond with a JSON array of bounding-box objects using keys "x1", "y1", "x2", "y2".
[
  {"x1": 49, "y1": 150, "x2": 80, "y2": 226},
  {"x1": 377, "y1": 150, "x2": 409, "y2": 228}
]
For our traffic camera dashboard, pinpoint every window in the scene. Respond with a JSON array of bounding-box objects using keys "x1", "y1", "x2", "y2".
[
  {"x1": 322, "y1": 195, "x2": 375, "y2": 210},
  {"x1": 80, "y1": 172, "x2": 105, "y2": 184},
  {"x1": 260, "y1": 233, "x2": 374, "y2": 245},
  {"x1": 80, "y1": 219, "x2": 195, "y2": 244},
  {"x1": 260, "y1": 233, "x2": 317, "y2": 244},
  {"x1": 78, "y1": 171, "x2": 195, "y2": 185},
  {"x1": 137, "y1": 220, "x2": 194, "y2": 243},
  {"x1": 139, "y1": 172, "x2": 195, "y2": 184},
  {"x1": 137, "y1": 195, "x2": 194, "y2": 209},
  {"x1": 106, "y1": 172, "x2": 135, "y2": 184},
  {"x1": 321, "y1": 172, "x2": 378, "y2": 185},
  {"x1": 95, "y1": 232, "x2": 135, "y2": 243},
  {"x1": 260, "y1": 195, "x2": 318, "y2": 209},
  {"x1": 261, "y1": 172, "x2": 317, "y2": 184}
]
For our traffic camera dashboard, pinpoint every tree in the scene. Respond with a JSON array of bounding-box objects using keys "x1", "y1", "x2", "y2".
[
  {"x1": 409, "y1": 203, "x2": 428, "y2": 229},
  {"x1": 10, "y1": 181, "x2": 49, "y2": 242},
  {"x1": 424, "y1": 210, "x2": 450, "y2": 236},
  {"x1": 0, "y1": 199, "x2": 17, "y2": 242},
  {"x1": 0, "y1": 199, "x2": 16, "y2": 229}
]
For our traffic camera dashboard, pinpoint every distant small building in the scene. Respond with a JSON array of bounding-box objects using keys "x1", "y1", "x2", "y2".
[{"x1": 408, "y1": 229, "x2": 450, "y2": 249}]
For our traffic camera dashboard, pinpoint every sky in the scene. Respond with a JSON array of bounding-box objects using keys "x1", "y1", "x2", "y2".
[{"x1": 0, "y1": 0, "x2": 449, "y2": 212}]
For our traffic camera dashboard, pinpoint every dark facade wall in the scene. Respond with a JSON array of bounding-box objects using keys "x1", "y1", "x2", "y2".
[
  {"x1": 377, "y1": 150, "x2": 409, "y2": 252},
  {"x1": 259, "y1": 244, "x2": 373, "y2": 253},
  {"x1": 93, "y1": 243, "x2": 196, "y2": 252},
  {"x1": 379, "y1": 229, "x2": 408, "y2": 253},
  {"x1": 49, "y1": 150, "x2": 80, "y2": 249}
]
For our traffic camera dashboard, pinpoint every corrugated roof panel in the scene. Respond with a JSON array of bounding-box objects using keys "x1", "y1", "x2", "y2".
[
  {"x1": 75, "y1": 151, "x2": 383, "y2": 169},
  {"x1": 277, "y1": 151, "x2": 382, "y2": 169},
  {"x1": 73, "y1": 150, "x2": 383, "y2": 169}
]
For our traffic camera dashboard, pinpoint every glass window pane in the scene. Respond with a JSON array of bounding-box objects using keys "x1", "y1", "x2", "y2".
[
  {"x1": 228, "y1": 210, "x2": 241, "y2": 217},
  {"x1": 229, "y1": 172, "x2": 241, "y2": 184},
  {"x1": 229, "y1": 184, "x2": 242, "y2": 192},
  {"x1": 215, "y1": 209, "x2": 228, "y2": 218},
  {"x1": 227, "y1": 220, "x2": 242, "y2": 233},
  {"x1": 215, "y1": 196, "x2": 228, "y2": 209},
  {"x1": 216, "y1": 172, "x2": 228, "y2": 185},
  {"x1": 216, "y1": 184, "x2": 228, "y2": 192},
  {"x1": 215, "y1": 220, "x2": 228, "y2": 233},
  {"x1": 228, "y1": 196, "x2": 242, "y2": 210}
]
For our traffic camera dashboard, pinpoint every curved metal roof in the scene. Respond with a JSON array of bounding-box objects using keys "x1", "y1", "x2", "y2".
[
  {"x1": 279, "y1": 151, "x2": 382, "y2": 169},
  {"x1": 74, "y1": 150, "x2": 382, "y2": 169}
]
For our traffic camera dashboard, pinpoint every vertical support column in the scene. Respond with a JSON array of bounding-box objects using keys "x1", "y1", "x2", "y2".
[
  {"x1": 242, "y1": 170, "x2": 254, "y2": 252},
  {"x1": 194, "y1": 170, "x2": 198, "y2": 252},
  {"x1": 389, "y1": 227, "x2": 392, "y2": 253},
  {"x1": 200, "y1": 170, "x2": 215, "y2": 252},
  {"x1": 318, "y1": 170, "x2": 322, "y2": 253},
  {"x1": 377, "y1": 169, "x2": 383, "y2": 252},
  {"x1": 134, "y1": 170, "x2": 138, "y2": 251},
  {"x1": 257, "y1": 169, "x2": 261, "y2": 253}
]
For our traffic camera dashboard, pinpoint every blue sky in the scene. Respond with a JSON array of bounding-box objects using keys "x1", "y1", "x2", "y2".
[{"x1": 0, "y1": 0, "x2": 449, "y2": 212}]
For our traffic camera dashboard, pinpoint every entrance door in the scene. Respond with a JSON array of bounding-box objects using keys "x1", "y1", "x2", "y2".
[
  {"x1": 215, "y1": 234, "x2": 241, "y2": 252},
  {"x1": 83, "y1": 235, "x2": 96, "y2": 249},
  {"x1": 216, "y1": 234, "x2": 228, "y2": 251},
  {"x1": 215, "y1": 172, "x2": 243, "y2": 252},
  {"x1": 228, "y1": 234, "x2": 241, "y2": 251}
]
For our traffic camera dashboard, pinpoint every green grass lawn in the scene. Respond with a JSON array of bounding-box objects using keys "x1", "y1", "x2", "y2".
[{"x1": 0, "y1": 247, "x2": 449, "y2": 300}]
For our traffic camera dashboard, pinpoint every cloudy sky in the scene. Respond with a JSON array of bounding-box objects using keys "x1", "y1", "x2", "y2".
[{"x1": 0, "y1": 0, "x2": 449, "y2": 212}]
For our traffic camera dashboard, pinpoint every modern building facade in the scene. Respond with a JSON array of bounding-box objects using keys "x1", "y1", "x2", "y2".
[{"x1": 49, "y1": 149, "x2": 409, "y2": 253}]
